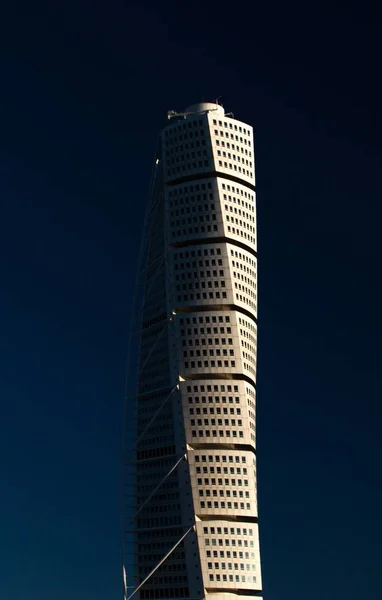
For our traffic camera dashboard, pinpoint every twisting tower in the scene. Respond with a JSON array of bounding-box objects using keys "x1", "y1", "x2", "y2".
[{"x1": 123, "y1": 102, "x2": 262, "y2": 600}]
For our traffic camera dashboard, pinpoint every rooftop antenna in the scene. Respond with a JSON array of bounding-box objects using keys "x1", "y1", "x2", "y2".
[{"x1": 215, "y1": 96, "x2": 222, "y2": 106}]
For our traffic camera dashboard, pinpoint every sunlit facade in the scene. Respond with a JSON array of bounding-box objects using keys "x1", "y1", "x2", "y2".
[{"x1": 125, "y1": 102, "x2": 262, "y2": 600}]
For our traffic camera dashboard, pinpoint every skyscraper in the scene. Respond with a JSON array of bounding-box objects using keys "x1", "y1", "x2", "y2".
[{"x1": 123, "y1": 102, "x2": 262, "y2": 600}]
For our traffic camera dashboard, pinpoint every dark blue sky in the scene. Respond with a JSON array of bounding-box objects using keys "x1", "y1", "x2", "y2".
[{"x1": 1, "y1": 1, "x2": 381, "y2": 599}]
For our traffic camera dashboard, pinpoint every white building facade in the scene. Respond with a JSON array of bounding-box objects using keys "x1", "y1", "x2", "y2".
[{"x1": 125, "y1": 102, "x2": 262, "y2": 600}]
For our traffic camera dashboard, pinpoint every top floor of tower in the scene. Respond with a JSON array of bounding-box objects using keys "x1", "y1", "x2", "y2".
[{"x1": 162, "y1": 101, "x2": 255, "y2": 187}]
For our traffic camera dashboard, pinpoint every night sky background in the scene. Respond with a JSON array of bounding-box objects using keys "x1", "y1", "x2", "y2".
[{"x1": 1, "y1": 1, "x2": 381, "y2": 599}]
